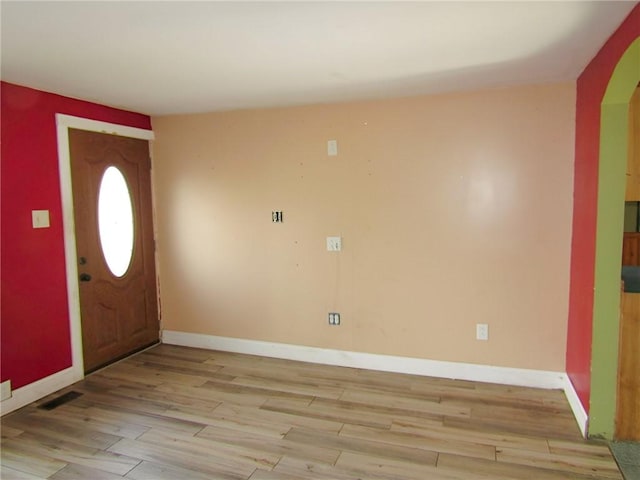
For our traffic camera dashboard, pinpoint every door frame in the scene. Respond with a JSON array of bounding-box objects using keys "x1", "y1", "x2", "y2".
[{"x1": 56, "y1": 114, "x2": 155, "y2": 380}]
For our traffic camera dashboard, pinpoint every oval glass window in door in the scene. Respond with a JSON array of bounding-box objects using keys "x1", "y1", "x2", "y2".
[{"x1": 98, "y1": 166, "x2": 134, "y2": 277}]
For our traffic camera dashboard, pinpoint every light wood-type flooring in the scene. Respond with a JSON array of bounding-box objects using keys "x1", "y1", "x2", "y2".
[{"x1": 1, "y1": 344, "x2": 624, "y2": 479}]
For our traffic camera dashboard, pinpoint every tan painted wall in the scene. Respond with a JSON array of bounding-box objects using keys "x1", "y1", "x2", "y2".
[{"x1": 151, "y1": 82, "x2": 575, "y2": 371}]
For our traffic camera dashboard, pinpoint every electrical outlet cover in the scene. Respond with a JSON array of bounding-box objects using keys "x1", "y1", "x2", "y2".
[
  {"x1": 326, "y1": 236, "x2": 342, "y2": 251},
  {"x1": 1, "y1": 380, "x2": 12, "y2": 401},
  {"x1": 328, "y1": 140, "x2": 338, "y2": 156},
  {"x1": 476, "y1": 323, "x2": 489, "y2": 341}
]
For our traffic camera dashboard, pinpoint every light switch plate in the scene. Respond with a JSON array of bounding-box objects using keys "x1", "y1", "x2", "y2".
[
  {"x1": 32, "y1": 210, "x2": 50, "y2": 229},
  {"x1": 327, "y1": 236, "x2": 342, "y2": 251}
]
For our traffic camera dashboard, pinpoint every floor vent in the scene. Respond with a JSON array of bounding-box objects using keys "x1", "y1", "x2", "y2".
[{"x1": 37, "y1": 391, "x2": 83, "y2": 411}]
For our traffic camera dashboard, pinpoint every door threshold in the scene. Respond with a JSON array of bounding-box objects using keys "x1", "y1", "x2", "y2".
[{"x1": 85, "y1": 340, "x2": 160, "y2": 376}]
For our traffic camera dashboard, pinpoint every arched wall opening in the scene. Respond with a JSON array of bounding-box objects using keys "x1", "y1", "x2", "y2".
[{"x1": 590, "y1": 37, "x2": 639, "y2": 438}]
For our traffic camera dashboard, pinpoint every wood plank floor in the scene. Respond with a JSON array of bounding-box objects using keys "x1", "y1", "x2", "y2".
[{"x1": 1, "y1": 344, "x2": 623, "y2": 479}]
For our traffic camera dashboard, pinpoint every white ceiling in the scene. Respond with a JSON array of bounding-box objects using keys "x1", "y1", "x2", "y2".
[{"x1": 1, "y1": 1, "x2": 636, "y2": 115}]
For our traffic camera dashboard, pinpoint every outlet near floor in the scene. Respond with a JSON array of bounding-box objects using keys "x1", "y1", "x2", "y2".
[
  {"x1": 328, "y1": 312, "x2": 341, "y2": 325},
  {"x1": 1, "y1": 380, "x2": 12, "y2": 401}
]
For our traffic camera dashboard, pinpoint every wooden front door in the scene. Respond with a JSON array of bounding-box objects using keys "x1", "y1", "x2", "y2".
[
  {"x1": 69, "y1": 128, "x2": 159, "y2": 373},
  {"x1": 616, "y1": 84, "x2": 640, "y2": 440},
  {"x1": 617, "y1": 290, "x2": 640, "y2": 440}
]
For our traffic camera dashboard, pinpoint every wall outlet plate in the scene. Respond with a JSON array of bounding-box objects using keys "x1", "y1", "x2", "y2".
[
  {"x1": 476, "y1": 323, "x2": 489, "y2": 341},
  {"x1": 327, "y1": 236, "x2": 342, "y2": 251},
  {"x1": 328, "y1": 312, "x2": 341, "y2": 325},
  {"x1": 1, "y1": 380, "x2": 12, "y2": 401},
  {"x1": 328, "y1": 139, "x2": 338, "y2": 156}
]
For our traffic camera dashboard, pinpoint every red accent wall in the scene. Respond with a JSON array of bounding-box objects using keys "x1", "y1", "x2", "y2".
[
  {"x1": 1, "y1": 82, "x2": 151, "y2": 389},
  {"x1": 566, "y1": 5, "x2": 640, "y2": 412}
]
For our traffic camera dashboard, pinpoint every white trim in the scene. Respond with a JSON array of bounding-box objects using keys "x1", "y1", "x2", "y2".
[
  {"x1": 56, "y1": 117, "x2": 85, "y2": 379},
  {"x1": 162, "y1": 330, "x2": 567, "y2": 389},
  {"x1": 563, "y1": 374, "x2": 589, "y2": 438},
  {"x1": 53, "y1": 114, "x2": 155, "y2": 403},
  {"x1": 0, "y1": 367, "x2": 80, "y2": 416},
  {"x1": 163, "y1": 331, "x2": 592, "y2": 431},
  {"x1": 56, "y1": 114, "x2": 154, "y2": 141}
]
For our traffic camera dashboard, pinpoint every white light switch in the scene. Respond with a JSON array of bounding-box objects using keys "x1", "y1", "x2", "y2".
[
  {"x1": 32, "y1": 210, "x2": 50, "y2": 229},
  {"x1": 327, "y1": 236, "x2": 342, "y2": 251},
  {"x1": 327, "y1": 140, "x2": 338, "y2": 156}
]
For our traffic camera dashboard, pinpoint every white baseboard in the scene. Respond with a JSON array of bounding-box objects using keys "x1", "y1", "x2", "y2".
[
  {"x1": 563, "y1": 374, "x2": 589, "y2": 438},
  {"x1": 0, "y1": 367, "x2": 82, "y2": 416},
  {"x1": 162, "y1": 331, "x2": 590, "y2": 432},
  {"x1": 0, "y1": 330, "x2": 588, "y2": 435},
  {"x1": 162, "y1": 330, "x2": 567, "y2": 390}
]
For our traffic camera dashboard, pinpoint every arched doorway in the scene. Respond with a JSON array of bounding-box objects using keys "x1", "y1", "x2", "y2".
[{"x1": 590, "y1": 37, "x2": 640, "y2": 438}]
